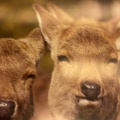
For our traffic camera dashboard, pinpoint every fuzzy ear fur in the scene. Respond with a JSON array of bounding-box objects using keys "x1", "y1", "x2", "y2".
[
  {"x1": 47, "y1": 2, "x2": 74, "y2": 24},
  {"x1": 33, "y1": 3, "x2": 62, "y2": 46},
  {"x1": 19, "y1": 28, "x2": 45, "y2": 63}
]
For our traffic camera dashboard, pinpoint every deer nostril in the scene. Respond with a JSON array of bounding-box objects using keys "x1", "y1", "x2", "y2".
[
  {"x1": 81, "y1": 81, "x2": 101, "y2": 100},
  {"x1": 0, "y1": 100, "x2": 16, "y2": 119}
]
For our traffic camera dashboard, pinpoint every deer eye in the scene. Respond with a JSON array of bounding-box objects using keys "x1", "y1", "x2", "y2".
[
  {"x1": 27, "y1": 74, "x2": 36, "y2": 79},
  {"x1": 23, "y1": 73, "x2": 36, "y2": 80},
  {"x1": 58, "y1": 55, "x2": 69, "y2": 62},
  {"x1": 108, "y1": 58, "x2": 118, "y2": 64}
]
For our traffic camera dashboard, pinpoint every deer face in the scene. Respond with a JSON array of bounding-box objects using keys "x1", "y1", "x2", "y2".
[
  {"x1": 0, "y1": 28, "x2": 45, "y2": 120},
  {"x1": 49, "y1": 27, "x2": 119, "y2": 120},
  {"x1": 34, "y1": 4, "x2": 120, "y2": 120}
]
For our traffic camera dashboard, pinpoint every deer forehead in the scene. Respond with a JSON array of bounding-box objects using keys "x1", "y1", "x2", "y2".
[
  {"x1": 0, "y1": 39, "x2": 36, "y2": 73},
  {"x1": 0, "y1": 38, "x2": 35, "y2": 62},
  {"x1": 0, "y1": 38, "x2": 30, "y2": 55},
  {"x1": 55, "y1": 26, "x2": 116, "y2": 59}
]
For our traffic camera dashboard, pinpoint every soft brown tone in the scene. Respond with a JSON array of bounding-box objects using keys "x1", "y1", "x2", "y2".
[
  {"x1": 34, "y1": 4, "x2": 120, "y2": 120},
  {"x1": 0, "y1": 28, "x2": 45, "y2": 120}
]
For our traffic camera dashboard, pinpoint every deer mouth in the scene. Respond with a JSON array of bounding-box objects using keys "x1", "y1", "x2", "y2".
[{"x1": 76, "y1": 96, "x2": 102, "y2": 107}]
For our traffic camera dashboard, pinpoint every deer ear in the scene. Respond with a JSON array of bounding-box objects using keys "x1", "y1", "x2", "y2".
[
  {"x1": 20, "y1": 28, "x2": 45, "y2": 63},
  {"x1": 33, "y1": 3, "x2": 62, "y2": 46},
  {"x1": 47, "y1": 2, "x2": 74, "y2": 24}
]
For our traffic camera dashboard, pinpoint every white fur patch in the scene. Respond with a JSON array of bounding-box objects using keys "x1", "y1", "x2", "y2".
[{"x1": 78, "y1": 98, "x2": 101, "y2": 107}]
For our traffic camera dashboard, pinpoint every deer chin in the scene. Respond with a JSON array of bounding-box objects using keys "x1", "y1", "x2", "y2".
[{"x1": 76, "y1": 97, "x2": 102, "y2": 108}]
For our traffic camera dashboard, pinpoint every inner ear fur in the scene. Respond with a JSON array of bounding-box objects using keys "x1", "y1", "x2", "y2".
[
  {"x1": 47, "y1": 2, "x2": 74, "y2": 24},
  {"x1": 33, "y1": 3, "x2": 63, "y2": 46}
]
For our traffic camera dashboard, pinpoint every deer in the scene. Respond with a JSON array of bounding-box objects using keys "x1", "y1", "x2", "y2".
[
  {"x1": 33, "y1": 3, "x2": 120, "y2": 120},
  {"x1": 46, "y1": 2, "x2": 101, "y2": 27},
  {"x1": 47, "y1": 3, "x2": 120, "y2": 34},
  {"x1": 0, "y1": 28, "x2": 45, "y2": 120}
]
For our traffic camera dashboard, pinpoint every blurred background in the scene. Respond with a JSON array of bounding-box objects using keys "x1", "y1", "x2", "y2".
[
  {"x1": 1, "y1": 0, "x2": 120, "y2": 120},
  {"x1": 1, "y1": 0, "x2": 120, "y2": 38}
]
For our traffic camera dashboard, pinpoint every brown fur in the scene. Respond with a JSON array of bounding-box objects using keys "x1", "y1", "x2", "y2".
[
  {"x1": 34, "y1": 4, "x2": 120, "y2": 120},
  {"x1": 47, "y1": 3, "x2": 102, "y2": 27},
  {"x1": 0, "y1": 28, "x2": 45, "y2": 120}
]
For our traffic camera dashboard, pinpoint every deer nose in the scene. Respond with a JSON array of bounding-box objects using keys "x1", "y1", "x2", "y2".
[
  {"x1": 81, "y1": 81, "x2": 101, "y2": 100},
  {"x1": 0, "y1": 99, "x2": 16, "y2": 119}
]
